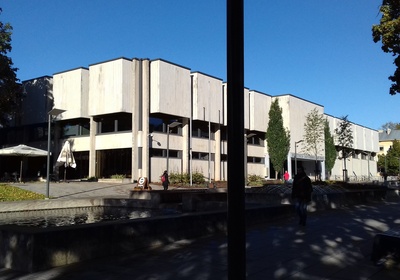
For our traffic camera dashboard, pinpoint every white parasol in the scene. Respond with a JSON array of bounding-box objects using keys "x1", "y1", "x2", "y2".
[
  {"x1": 56, "y1": 140, "x2": 76, "y2": 181},
  {"x1": 0, "y1": 144, "x2": 48, "y2": 182}
]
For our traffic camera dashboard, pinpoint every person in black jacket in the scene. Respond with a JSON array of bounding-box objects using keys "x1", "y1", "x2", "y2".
[
  {"x1": 291, "y1": 166, "x2": 313, "y2": 226},
  {"x1": 161, "y1": 170, "x2": 169, "y2": 191}
]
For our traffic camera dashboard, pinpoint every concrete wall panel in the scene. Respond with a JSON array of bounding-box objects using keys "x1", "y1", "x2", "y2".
[
  {"x1": 53, "y1": 68, "x2": 89, "y2": 120},
  {"x1": 250, "y1": 91, "x2": 270, "y2": 132},
  {"x1": 89, "y1": 58, "x2": 134, "y2": 116},
  {"x1": 95, "y1": 132, "x2": 132, "y2": 150},
  {"x1": 192, "y1": 72, "x2": 223, "y2": 124},
  {"x1": 150, "y1": 60, "x2": 191, "y2": 118}
]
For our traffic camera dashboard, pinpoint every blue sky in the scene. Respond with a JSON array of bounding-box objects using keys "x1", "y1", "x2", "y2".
[{"x1": 1, "y1": 0, "x2": 397, "y2": 130}]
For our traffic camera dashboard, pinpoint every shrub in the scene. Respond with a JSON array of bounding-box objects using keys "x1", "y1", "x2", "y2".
[
  {"x1": 247, "y1": 174, "x2": 265, "y2": 186},
  {"x1": 110, "y1": 174, "x2": 126, "y2": 179},
  {"x1": 168, "y1": 171, "x2": 206, "y2": 185},
  {"x1": 87, "y1": 176, "x2": 98, "y2": 182}
]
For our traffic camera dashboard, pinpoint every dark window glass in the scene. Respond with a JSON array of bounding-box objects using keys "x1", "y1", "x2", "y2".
[
  {"x1": 192, "y1": 121, "x2": 214, "y2": 139},
  {"x1": 101, "y1": 118, "x2": 115, "y2": 133},
  {"x1": 150, "y1": 149, "x2": 181, "y2": 158},
  {"x1": 117, "y1": 115, "x2": 132, "y2": 131},
  {"x1": 61, "y1": 120, "x2": 91, "y2": 137},
  {"x1": 150, "y1": 117, "x2": 164, "y2": 133}
]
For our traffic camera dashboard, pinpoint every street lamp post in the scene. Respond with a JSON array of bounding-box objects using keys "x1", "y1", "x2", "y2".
[
  {"x1": 46, "y1": 108, "x2": 66, "y2": 199},
  {"x1": 166, "y1": 121, "x2": 181, "y2": 174},
  {"x1": 295, "y1": 140, "x2": 303, "y2": 175}
]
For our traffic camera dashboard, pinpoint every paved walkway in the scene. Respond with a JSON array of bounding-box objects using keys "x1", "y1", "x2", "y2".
[
  {"x1": 7, "y1": 180, "x2": 164, "y2": 199},
  {"x1": 0, "y1": 182, "x2": 399, "y2": 279}
]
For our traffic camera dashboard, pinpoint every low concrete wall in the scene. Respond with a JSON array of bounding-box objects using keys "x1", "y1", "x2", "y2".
[{"x1": 0, "y1": 204, "x2": 293, "y2": 272}]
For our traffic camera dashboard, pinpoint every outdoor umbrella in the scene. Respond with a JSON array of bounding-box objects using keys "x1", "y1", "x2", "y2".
[
  {"x1": 56, "y1": 140, "x2": 76, "y2": 182},
  {"x1": 0, "y1": 144, "x2": 48, "y2": 183}
]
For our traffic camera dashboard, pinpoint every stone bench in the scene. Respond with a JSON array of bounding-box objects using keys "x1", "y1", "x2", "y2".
[{"x1": 371, "y1": 227, "x2": 400, "y2": 265}]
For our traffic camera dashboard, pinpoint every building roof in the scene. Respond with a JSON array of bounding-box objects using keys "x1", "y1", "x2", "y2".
[{"x1": 379, "y1": 129, "x2": 400, "y2": 141}]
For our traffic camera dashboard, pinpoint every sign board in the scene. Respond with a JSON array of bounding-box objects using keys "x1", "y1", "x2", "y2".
[{"x1": 137, "y1": 177, "x2": 149, "y2": 189}]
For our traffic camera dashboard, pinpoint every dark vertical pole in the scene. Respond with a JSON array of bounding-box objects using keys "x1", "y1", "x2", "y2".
[{"x1": 227, "y1": 0, "x2": 246, "y2": 279}]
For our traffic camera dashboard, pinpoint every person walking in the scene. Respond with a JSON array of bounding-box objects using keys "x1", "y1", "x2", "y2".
[
  {"x1": 283, "y1": 171, "x2": 290, "y2": 183},
  {"x1": 161, "y1": 170, "x2": 169, "y2": 191},
  {"x1": 291, "y1": 166, "x2": 313, "y2": 226}
]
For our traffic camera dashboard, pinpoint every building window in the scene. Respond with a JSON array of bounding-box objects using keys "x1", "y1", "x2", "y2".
[
  {"x1": 62, "y1": 120, "x2": 90, "y2": 137},
  {"x1": 150, "y1": 117, "x2": 164, "y2": 133},
  {"x1": 192, "y1": 152, "x2": 214, "y2": 161},
  {"x1": 361, "y1": 153, "x2": 367, "y2": 160},
  {"x1": 246, "y1": 132, "x2": 265, "y2": 147},
  {"x1": 192, "y1": 121, "x2": 214, "y2": 140},
  {"x1": 149, "y1": 117, "x2": 181, "y2": 135},
  {"x1": 150, "y1": 148, "x2": 181, "y2": 159},
  {"x1": 247, "y1": 157, "x2": 265, "y2": 164},
  {"x1": 96, "y1": 113, "x2": 132, "y2": 134}
]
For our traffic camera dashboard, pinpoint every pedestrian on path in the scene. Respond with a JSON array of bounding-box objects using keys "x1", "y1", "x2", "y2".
[
  {"x1": 283, "y1": 170, "x2": 290, "y2": 183},
  {"x1": 161, "y1": 170, "x2": 169, "y2": 191},
  {"x1": 291, "y1": 166, "x2": 313, "y2": 226}
]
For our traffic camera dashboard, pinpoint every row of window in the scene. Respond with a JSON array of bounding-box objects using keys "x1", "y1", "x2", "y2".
[
  {"x1": 149, "y1": 148, "x2": 265, "y2": 163},
  {"x1": 351, "y1": 153, "x2": 375, "y2": 160}
]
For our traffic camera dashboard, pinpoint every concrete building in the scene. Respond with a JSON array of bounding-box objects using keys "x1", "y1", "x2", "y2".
[{"x1": 0, "y1": 57, "x2": 380, "y2": 183}]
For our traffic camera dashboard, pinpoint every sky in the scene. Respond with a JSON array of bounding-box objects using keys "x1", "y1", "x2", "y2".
[{"x1": 1, "y1": 0, "x2": 397, "y2": 130}]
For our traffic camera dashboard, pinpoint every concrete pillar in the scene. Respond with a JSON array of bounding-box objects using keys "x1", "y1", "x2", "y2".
[
  {"x1": 287, "y1": 153, "x2": 292, "y2": 180},
  {"x1": 131, "y1": 59, "x2": 140, "y2": 182},
  {"x1": 321, "y1": 160, "x2": 326, "y2": 181},
  {"x1": 182, "y1": 119, "x2": 189, "y2": 176},
  {"x1": 88, "y1": 117, "x2": 97, "y2": 177},
  {"x1": 141, "y1": 59, "x2": 150, "y2": 181},
  {"x1": 214, "y1": 124, "x2": 221, "y2": 181}
]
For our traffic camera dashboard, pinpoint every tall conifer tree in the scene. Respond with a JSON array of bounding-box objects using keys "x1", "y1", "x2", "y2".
[
  {"x1": 324, "y1": 119, "x2": 336, "y2": 179},
  {"x1": 266, "y1": 99, "x2": 290, "y2": 179}
]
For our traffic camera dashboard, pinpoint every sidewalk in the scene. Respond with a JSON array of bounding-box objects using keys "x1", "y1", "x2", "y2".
[
  {"x1": 8, "y1": 180, "x2": 164, "y2": 199},
  {"x1": 0, "y1": 182, "x2": 399, "y2": 279}
]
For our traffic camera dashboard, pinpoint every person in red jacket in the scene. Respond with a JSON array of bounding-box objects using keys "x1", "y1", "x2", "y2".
[
  {"x1": 291, "y1": 166, "x2": 313, "y2": 226},
  {"x1": 283, "y1": 170, "x2": 290, "y2": 183},
  {"x1": 161, "y1": 170, "x2": 169, "y2": 191}
]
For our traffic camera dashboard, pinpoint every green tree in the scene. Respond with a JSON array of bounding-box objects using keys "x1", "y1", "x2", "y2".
[
  {"x1": 0, "y1": 8, "x2": 22, "y2": 127},
  {"x1": 372, "y1": 0, "x2": 400, "y2": 95},
  {"x1": 386, "y1": 140, "x2": 400, "y2": 175},
  {"x1": 302, "y1": 108, "x2": 325, "y2": 181},
  {"x1": 324, "y1": 119, "x2": 336, "y2": 179},
  {"x1": 377, "y1": 153, "x2": 386, "y2": 173},
  {"x1": 334, "y1": 115, "x2": 353, "y2": 182},
  {"x1": 266, "y1": 99, "x2": 290, "y2": 179}
]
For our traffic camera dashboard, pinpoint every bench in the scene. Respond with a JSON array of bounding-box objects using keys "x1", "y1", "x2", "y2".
[{"x1": 371, "y1": 227, "x2": 400, "y2": 265}]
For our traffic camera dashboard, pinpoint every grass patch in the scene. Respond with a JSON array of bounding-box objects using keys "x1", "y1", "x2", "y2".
[{"x1": 0, "y1": 184, "x2": 45, "y2": 201}]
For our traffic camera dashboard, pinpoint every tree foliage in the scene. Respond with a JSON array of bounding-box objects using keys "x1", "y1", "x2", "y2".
[
  {"x1": 372, "y1": 0, "x2": 400, "y2": 95},
  {"x1": 266, "y1": 99, "x2": 290, "y2": 178},
  {"x1": 378, "y1": 139, "x2": 400, "y2": 176},
  {"x1": 0, "y1": 8, "x2": 22, "y2": 127},
  {"x1": 380, "y1": 121, "x2": 400, "y2": 130},
  {"x1": 303, "y1": 108, "x2": 325, "y2": 180},
  {"x1": 324, "y1": 119, "x2": 336, "y2": 178},
  {"x1": 334, "y1": 115, "x2": 353, "y2": 181}
]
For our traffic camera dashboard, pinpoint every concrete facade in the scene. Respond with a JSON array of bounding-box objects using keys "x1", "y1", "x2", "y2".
[{"x1": 0, "y1": 57, "x2": 379, "y2": 183}]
